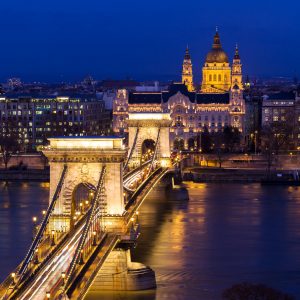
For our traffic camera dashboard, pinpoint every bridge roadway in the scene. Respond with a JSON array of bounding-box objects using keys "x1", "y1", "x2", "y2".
[{"x1": 3, "y1": 166, "x2": 168, "y2": 300}]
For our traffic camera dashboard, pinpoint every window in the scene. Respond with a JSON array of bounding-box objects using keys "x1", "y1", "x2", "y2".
[
  {"x1": 213, "y1": 74, "x2": 216, "y2": 81},
  {"x1": 218, "y1": 74, "x2": 221, "y2": 81},
  {"x1": 209, "y1": 75, "x2": 212, "y2": 81},
  {"x1": 273, "y1": 116, "x2": 279, "y2": 121}
]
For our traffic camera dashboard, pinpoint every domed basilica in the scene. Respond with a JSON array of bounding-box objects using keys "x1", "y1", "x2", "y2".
[{"x1": 113, "y1": 29, "x2": 245, "y2": 150}]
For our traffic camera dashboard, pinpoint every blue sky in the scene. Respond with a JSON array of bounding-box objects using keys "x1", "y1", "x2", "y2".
[{"x1": 0, "y1": 0, "x2": 299, "y2": 82}]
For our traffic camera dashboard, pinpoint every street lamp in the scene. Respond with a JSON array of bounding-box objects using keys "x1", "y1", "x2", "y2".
[
  {"x1": 51, "y1": 230, "x2": 56, "y2": 246},
  {"x1": 254, "y1": 130, "x2": 258, "y2": 155},
  {"x1": 32, "y1": 217, "x2": 37, "y2": 239},
  {"x1": 46, "y1": 292, "x2": 51, "y2": 299},
  {"x1": 11, "y1": 273, "x2": 16, "y2": 284},
  {"x1": 79, "y1": 249, "x2": 84, "y2": 265},
  {"x1": 34, "y1": 248, "x2": 39, "y2": 264},
  {"x1": 61, "y1": 272, "x2": 66, "y2": 285},
  {"x1": 92, "y1": 231, "x2": 97, "y2": 246}
]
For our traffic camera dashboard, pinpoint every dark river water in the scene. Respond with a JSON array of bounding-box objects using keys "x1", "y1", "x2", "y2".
[{"x1": 1, "y1": 181, "x2": 300, "y2": 299}]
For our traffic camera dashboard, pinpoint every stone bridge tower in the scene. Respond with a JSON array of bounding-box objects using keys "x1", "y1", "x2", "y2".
[{"x1": 43, "y1": 137, "x2": 127, "y2": 232}]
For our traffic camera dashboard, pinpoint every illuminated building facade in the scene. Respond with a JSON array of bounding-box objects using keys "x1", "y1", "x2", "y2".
[
  {"x1": 262, "y1": 90, "x2": 300, "y2": 149},
  {"x1": 0, "y1": 95, "x2": 111, "y2": 149},
  {"x1": 181, "y1": 46, "x2": 194, "y2": 92},
  {"x1": 113, "y1": 30, "x2": 245, "y2": 150}
]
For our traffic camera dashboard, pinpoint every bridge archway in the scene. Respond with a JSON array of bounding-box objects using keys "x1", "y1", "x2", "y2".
[
  {"x1": 126, "y1": 113, "x2": 172, "y2": 168},
  {"x1": 141, "y1": 139, "x2": 156, "y2": 162},
  {"x1": 71, "y1": 183, "x2": 94, "y2": 227},
  {"x1": 43, "y1": 137, "x2": 126, "y2": 232}
]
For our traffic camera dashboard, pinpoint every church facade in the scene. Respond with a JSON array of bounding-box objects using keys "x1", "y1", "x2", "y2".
[{"x1": 113, "y1": 30, "x2": 245, "y2": 150}]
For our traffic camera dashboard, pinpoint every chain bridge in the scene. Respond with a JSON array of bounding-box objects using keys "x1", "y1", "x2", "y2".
[{"x1": 0, "y1": 113, "x2": 172, "y2": 300}]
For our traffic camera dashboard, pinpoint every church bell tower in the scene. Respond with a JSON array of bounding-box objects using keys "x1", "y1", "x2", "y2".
[
  {"x1": 231, "y1": 44, "x2": 243, "y2": 90},
  {"x1": 182, "y1": 46, "x2": 194, "y2": 92}
]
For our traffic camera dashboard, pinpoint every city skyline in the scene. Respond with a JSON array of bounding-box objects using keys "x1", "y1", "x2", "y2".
[{"x1": 0, "y1": 0, "x2": 299, "y2": 82}]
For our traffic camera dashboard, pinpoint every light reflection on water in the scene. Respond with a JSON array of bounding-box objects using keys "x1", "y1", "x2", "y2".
[{"x1": 1, "y1": 181, "x2": 300, "y2": 299}]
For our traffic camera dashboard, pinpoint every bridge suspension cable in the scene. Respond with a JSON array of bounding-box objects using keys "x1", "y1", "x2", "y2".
[
  {"x1": 16, "y1": 165, "x2": 68, "y2": 284},
  {"x1": 123, "y1": 127, "x2": 139, "y2": 171},
  {"x1": 148, "y1": 127, "x2": 161, "y2": 175},
  {"x1": 63, "y1": 165, "x2": 106, "y2": 292}
]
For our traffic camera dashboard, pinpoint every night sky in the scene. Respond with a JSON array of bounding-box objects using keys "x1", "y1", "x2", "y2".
[{"x1": 0, "y1": 0, "x2": 299, "y2": 82}]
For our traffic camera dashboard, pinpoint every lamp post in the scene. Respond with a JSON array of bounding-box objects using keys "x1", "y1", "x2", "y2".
[
  {"x1": 61, "y1": 272, "x2": 66, "y2": 285},
  {"x1": 11, "y1": 273, "x2": 16, "y2": 285},
  {"x1": 32, "y1": 216, "x2": 37, "y2": 239},
  {"x1": 92, "y1": 231, "x2": 97, "y2": 246},
  {"x1": 51, "y1": 230, "x2": 56, "y2": 246},
  {"x1": 254, "y1": 130, "x2": 258, "y2": 155},
  {"x1": 79, "y1": 249, "x2": 84, "y2": 265},
  {"x1": 34, "y1": 248, "x2": 39, "y2": 264},
  {"x1": 46, "y1": 292, "x2": 51, "y2": 299}
]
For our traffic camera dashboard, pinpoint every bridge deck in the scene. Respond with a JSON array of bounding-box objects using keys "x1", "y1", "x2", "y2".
[{"x1": 67, "y1": 234, "x2": 119, "y2": 299}]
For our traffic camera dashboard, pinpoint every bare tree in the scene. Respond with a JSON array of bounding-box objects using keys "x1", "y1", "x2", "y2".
[
  {"x1": 0, "y1": 136, "x2": 20, "y2": 169},
  {"x1": 261, "y1": 119, "x2": 294, "y2": 176}
]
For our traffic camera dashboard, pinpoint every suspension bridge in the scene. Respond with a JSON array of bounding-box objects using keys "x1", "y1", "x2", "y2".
[{"x1": 0, "y1": 113, "x2": 172, "y2": 300}]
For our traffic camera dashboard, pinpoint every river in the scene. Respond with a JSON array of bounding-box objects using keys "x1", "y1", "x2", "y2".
[{"x1": 0, "y1": 181, "x2": 300, "y2": 299}]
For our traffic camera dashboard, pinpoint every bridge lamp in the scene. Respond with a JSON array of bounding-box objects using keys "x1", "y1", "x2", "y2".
[
  {"x1": 46, "y1": 291, "x2": 51, "y2": 299},
  {"x1": 51, "y1": 230, "x2": 56, "y2": 246},
  {"x1": 92, "y1": 231, "x2": 97, "y2": 246},
  {"x1": 61, "y1": 272, "x2": 66, "y2": 285},
  {"x1": 32, "y1": 216, "x2": 37, "y2": 223},
  {"x1": 42, "y1": 210, "x2": 46, "y2": 216},
  {"x1": 85, "y1": 200, "x2": 89, "y2": 205},
  {"x1": 135, "y1": 211, "x2": 139, "y2": 223},
  {"x1": 11, "y1": 272, "x2": 16, "y2": 284}
]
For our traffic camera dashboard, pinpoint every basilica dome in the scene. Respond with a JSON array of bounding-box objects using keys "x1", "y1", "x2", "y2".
[{"x1": 205, "y1": 31, "x2": 229, "y2": 64}]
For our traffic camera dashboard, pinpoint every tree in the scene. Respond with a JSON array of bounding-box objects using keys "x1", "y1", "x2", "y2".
[
  {"x1": 261, "y1": 120, "x2": 294, "y2": 176},
  {"x1": 222, "y1": 282, "x2": 295, "y2": 300},
  {"x1": 201, "y1": 126, "x2": 212, "y2": 153},
  {"x1": 0, "y1": 117, "x2": 21, "y2": 169},
  {"x1": 0, "y1": 136, "x2": 20, "y2": 169},
  {"x1": 223, "y1": 126, "x2": 241, "y2": 152}
]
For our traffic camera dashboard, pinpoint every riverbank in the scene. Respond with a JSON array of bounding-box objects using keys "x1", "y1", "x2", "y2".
[
  {"x1": 0, "y1": 169, "x2": 49, "y2": 181},
  {"x1": 182, "y1": 167, "x2": 299, "y2": 184}
]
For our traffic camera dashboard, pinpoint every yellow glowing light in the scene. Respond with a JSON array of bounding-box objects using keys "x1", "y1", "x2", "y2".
[{"x1": 32, "y1": 217, "x2": 37, "y2": 222}]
